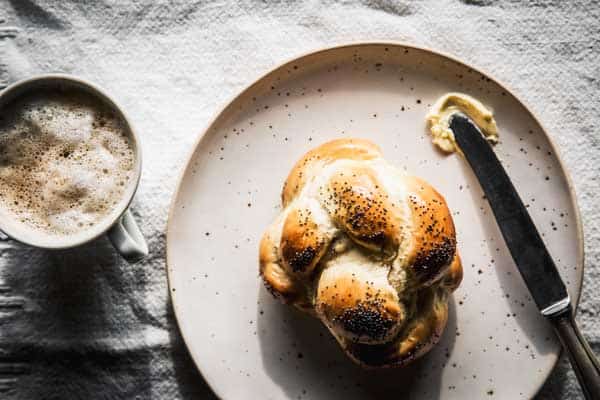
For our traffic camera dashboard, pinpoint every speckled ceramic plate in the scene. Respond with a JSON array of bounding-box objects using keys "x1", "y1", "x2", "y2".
[{"x1": 167, "y1": 43, "x2": 583, "y2": 399}]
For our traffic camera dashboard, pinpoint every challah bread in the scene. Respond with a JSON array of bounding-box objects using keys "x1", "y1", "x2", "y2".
[{"x1": 259, "y1": 138, "x2": 462, "y2": 368}]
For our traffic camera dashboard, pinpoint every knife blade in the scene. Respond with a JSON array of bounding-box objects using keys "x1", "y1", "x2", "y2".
[
  {"x1": 449, "y1": 113, "x2": 569, "y2": 316},
  {"x1": 449, "y1": 112, "x2": 600, "y2": 399}
]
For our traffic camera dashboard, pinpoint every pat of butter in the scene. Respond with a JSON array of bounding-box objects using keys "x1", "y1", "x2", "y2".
[{"x1": 426, "y1": 92, "x2": 498, "y2": 153}]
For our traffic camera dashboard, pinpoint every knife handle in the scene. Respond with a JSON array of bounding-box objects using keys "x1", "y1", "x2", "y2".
[{"x1": 549, "y1": 305, "x2": 600, "y2": 400}]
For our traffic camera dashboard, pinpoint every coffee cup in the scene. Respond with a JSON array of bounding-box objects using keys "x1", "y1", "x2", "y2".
[{"x1": 0, "y1": 74, "x2": 148, "y2": 263}]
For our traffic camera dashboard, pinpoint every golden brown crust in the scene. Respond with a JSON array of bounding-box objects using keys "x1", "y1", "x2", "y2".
[
  {"x1": 403, "y1": 176, "x2": 457, "y2": 288},
  {"x1": 316, "y1": 260, "x2": 405, "y2": 344},
  {"x1": 282, "y1": 139, "x2": 382, "y2": 207},
  {"x1": 280, "y1": 207, "x2": 331, "y2": 276},
  {"x1": 442, "y1": 252, "x2": 463, "y2": 292},
  {"x1": 324, "y1": 166, "x2": 402, "y2": 257},
  {"x1": 259, "y1": 226, "x2": 311, "y2": 310},
  {"x1": 340, "y1": 287, "x2": 449, "y2": 368},
  {"x1": 259, "y1": 138, "x2": 462, "y2": 368}
]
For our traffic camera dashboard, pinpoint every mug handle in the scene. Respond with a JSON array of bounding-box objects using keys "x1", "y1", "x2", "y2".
[{"x1": 107, "y1": 209, "x2": 148, "y2": 263}]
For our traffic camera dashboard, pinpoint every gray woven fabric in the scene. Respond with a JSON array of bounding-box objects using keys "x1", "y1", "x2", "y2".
[{"x1": 0, "y1": 1, "x2": 598, "y2": 398}]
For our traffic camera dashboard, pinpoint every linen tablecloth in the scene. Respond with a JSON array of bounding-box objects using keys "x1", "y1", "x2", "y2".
[{"x1": 0, "y1": 1, "x2": 598, "y2": 398}]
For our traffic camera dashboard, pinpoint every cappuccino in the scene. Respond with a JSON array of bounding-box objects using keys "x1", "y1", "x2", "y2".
[{"x1": 0, "y1": 88, "x2": 135, "y2": 236}]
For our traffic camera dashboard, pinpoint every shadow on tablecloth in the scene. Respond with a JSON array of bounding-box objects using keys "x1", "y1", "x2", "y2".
[{"x1": 0, "y1": 236, "x2": 214, "y2": 399}]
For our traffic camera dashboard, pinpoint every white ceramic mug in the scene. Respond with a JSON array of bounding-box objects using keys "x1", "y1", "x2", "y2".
[{"x1": 0, "y1": 74, "x2": 148, "y2": 263}]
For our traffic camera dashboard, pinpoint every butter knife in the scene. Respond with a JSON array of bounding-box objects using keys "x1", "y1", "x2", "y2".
[{"x1": 450, "y1": 113, "x2": 600, "y2": 399}]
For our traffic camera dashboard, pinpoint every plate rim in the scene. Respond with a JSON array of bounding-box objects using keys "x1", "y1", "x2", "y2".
[{"x1": 165, "y1": 41, "x2": 585, "y2": 399}]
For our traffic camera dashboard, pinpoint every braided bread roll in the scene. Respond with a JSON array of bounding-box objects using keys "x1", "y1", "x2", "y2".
[{"x1": 259, "y1": 139, "x2": 462, "y2": 368}]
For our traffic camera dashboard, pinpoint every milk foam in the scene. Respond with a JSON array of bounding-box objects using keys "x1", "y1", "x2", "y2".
[{"x1": 0, "y1": 89, "x2": 135, "y2": 236}]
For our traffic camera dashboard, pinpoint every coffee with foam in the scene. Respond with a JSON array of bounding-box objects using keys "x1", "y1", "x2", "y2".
[{"x1": 0, "y1": 88, "x2": 135, "y2": 236}]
